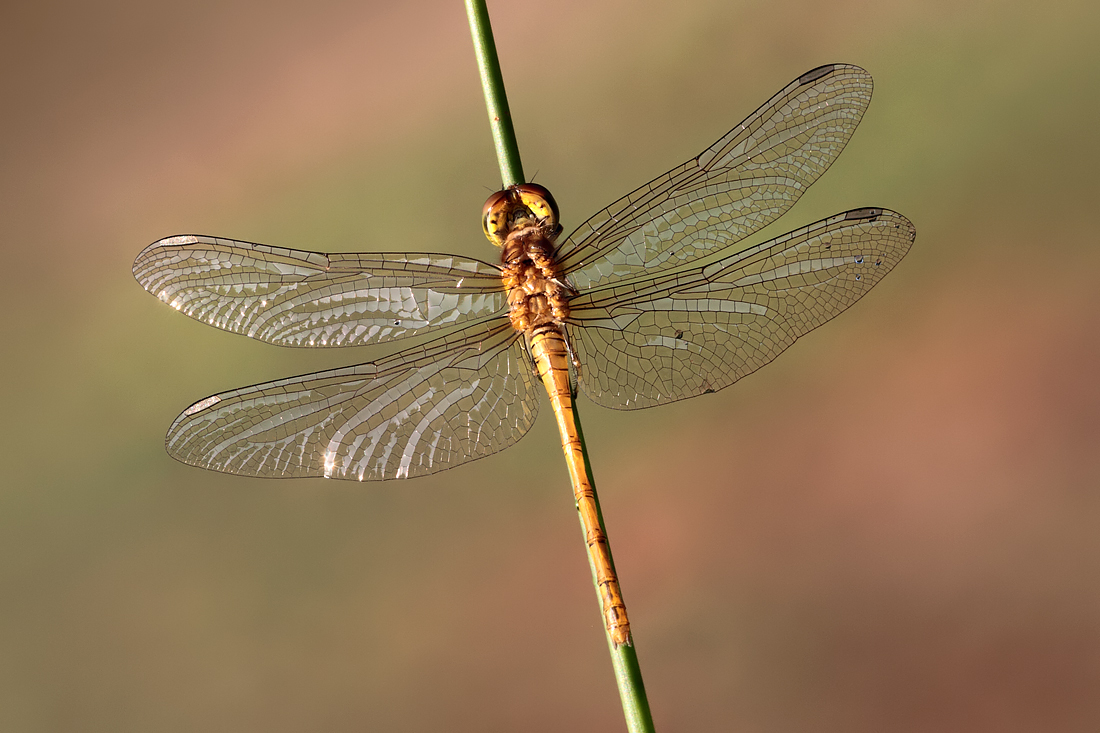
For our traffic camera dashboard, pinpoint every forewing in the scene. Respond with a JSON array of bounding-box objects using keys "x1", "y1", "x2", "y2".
[
  {"x1": 134, "y1": 235, "x2": 505, "y2": 347},
  {"x1": 568, "y1": 208, "x2": 916, "y2": 409},
  {"x1": 558, "y1": 64, "x2": 873, "y2": 290},
  {"x1": 165, "y1": 322, "x2": 539, "y2": 479}
]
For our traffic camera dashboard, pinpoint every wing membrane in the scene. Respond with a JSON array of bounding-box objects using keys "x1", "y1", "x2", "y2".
[
  {"x1": 558, "y1": 64, "x2": 873, "y2": 291},
  {"x1": 165, "y1": 320, "x2": 539, "y2": 479},
  {"x1": 134, "y1": 235, "x2": 506, "y2": 347},
  {"x1": 568, "y1": 208, "x2": 916, "y2": 409}
]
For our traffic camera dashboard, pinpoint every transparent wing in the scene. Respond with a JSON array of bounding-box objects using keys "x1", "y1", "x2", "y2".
[
  {"x1": 558, "y1": 64, "x2": 873, "y2": 291},
  {"x1": 134, "y1": 235, "x2": 506, "y2": 347},
  {"x1": 165, "y1": 320, "x2": 539, "y2": 479},
  {"x1": 567, "y1": 208, "x2": 916, "y2": 409}
]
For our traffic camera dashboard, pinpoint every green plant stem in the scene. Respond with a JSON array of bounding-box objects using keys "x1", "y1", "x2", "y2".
[
  {"x1": 464, "y1": 3, "x2": 655, "y2": 731},
  {"x1": 572, "y1": 401, "x2": 657, "y2": 733},
  {"x1": 464, "y1": 0, "x2": 525, "y2": 187}
]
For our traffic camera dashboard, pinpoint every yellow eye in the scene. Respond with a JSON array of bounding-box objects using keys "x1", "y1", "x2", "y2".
[
  {"x1": 481, "y1": 190, "x2": 511, "y2": 246},
  {"x1": 481, "y1": 184, "x2": 560, "y2": 246},
  {"x1": 514, "y1": 183, "x2": 559, "y2": 228}
]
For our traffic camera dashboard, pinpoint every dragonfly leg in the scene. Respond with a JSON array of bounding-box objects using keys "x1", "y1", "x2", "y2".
[
  {"x1": 522, "y1": 334, "x2": 542, "y2": 379},
  {"x1": 562, "y1": 327, "x2": 582, "y2": 396}
]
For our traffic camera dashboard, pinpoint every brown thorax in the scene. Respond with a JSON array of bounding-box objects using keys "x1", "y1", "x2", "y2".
[{"x1": 482, "y1": 184, "x2": 572, "y2": 333}]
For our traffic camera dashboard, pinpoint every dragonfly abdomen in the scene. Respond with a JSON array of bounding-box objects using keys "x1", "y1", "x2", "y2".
[{"x1": 528, "y1": 324, "x2": 632, "y2": 647}]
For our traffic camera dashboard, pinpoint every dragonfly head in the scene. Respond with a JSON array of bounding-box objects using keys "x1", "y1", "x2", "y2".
[{"x1": 482, "y1": 183, "x2": 560, "y2": 247}]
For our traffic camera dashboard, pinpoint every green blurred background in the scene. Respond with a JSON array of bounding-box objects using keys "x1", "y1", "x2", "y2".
[{"x1": 2, "y1": 0, "x2": 1098, "y2": 730}]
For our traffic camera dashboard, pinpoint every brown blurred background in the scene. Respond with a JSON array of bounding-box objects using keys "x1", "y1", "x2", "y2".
[{"x1": 2, "y1": 0, "x2": 1098, "y2": 730}]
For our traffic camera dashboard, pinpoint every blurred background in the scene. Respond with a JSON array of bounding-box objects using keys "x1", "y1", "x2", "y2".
[{"x1": 2, "y1": 0, "x2": 1098, "y2": 730}]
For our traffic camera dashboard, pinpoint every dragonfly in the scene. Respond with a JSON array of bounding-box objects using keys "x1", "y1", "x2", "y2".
[{"x1": 134, "y1": 64, "x2": 914, "y2": 644}]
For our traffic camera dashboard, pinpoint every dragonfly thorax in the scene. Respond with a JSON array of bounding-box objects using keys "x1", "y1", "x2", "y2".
[
  {"x1": 483, "y1": 184, "x2": 570, "y2": 333},
  {"x1": 500, "y1": 225, "x2": 570, "y2": 333}
]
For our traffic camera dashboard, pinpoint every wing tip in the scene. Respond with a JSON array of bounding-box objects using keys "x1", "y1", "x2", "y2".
[
  {"x1": 798, "y1": 64, "x2": 837, "y2": 84},
  {"x1": 132, "y1": 234, "x2": 207, "y2": 282},
  {"x1": 136, "y1": 234, "x2": 203, "y2": 257},
  {"x1": 843, "y1": 206, "x2": 884, "y2": 221},
  {"x1": 798, "y1": 63, "x2": 870, "y2": 86},
  {"x1": 843, "y1": 207, "x2": 917, "y2": 244}
]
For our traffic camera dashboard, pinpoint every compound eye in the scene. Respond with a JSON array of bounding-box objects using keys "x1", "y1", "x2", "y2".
[
  {"x1": 482, "y1": 190, "x2": 511, "y2": 246},
  {"x1": 514, "y1": 183, "x2": 559, "y2": 227},
  {"x1": 482, "y1": 190, "x2": 509, "y2": 220}
]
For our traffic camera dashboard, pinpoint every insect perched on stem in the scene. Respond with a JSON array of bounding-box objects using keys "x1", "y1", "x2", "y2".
[{"x1": 135, "y1": 63, "x2": 915, "y2": 645}]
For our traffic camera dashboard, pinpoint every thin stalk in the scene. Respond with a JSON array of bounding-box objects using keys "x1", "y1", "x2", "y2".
[
  {"x1": 464, "y1": 2, "x2": 655, "y2": 731},
  {"x1": 464, "y1": 0, "x2": 525, "y2": 187},
  {"x1": 572, "y1": 400, "x2": 656, "y2": 733}
]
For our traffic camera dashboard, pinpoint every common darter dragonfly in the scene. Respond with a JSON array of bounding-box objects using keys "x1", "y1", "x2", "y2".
[{"x1": 134, "y1": 65, "x2": 914, "y2": 641}]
